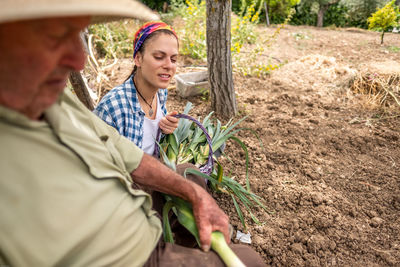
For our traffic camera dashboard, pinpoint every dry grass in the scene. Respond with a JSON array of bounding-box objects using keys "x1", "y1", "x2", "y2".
[{"x1": 350, "y1": 72, "x2": 400, "y2": 113}]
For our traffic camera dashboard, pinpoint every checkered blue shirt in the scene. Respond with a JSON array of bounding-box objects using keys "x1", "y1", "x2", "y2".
[{"x1": 93, "y1": 75, "x2": 168, "y2": 148}]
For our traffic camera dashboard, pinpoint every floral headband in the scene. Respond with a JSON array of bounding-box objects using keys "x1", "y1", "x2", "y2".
[{"x1": 133, "y1": 21, "x2": 178, "y2": 59}]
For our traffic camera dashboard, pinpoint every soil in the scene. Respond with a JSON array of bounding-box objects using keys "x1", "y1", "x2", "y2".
[{"x1": 94, "y1": 25, "x2": 400, "y2": 266}]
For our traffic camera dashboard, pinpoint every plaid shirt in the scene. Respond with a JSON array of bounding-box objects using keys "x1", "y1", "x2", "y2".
[{"x1": 93, "y1": 75, "x2": 168, "y2": 148}]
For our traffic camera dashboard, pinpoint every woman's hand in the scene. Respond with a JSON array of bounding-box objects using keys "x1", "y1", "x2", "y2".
[{"x1": 159, "y1": 111, "x2": 179, "y2": 134}]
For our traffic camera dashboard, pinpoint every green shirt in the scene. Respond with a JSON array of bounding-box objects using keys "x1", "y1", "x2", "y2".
[{"x1": 0, "y1": 90, "x2": 162, "y2": 266}]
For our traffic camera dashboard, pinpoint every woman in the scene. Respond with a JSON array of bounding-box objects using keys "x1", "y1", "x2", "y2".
[{"x1": 94, "y1": 21, "x2": 179, "y2": 155}]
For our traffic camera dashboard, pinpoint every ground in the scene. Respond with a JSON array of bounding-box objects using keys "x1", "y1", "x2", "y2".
[{"x1": 93, "y1": 25, "x2": 400, "y2": 266}]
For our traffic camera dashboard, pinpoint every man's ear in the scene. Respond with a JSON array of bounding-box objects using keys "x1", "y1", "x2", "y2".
[{"x1": 134, "y1": 53, "x2": 142, "y2": 67}]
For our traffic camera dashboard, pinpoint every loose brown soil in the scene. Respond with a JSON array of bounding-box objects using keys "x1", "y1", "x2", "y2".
[{"x1": 95, "y1": 25, "x2": 400, "y2": 266}]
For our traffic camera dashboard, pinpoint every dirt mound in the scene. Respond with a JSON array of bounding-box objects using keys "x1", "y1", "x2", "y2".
[{"x1": 272, "y1": 54, "x2": 357, "y2": 96}]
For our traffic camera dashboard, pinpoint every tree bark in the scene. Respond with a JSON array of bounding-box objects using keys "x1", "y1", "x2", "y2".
[
  {"x1": 265, "y1": 1, "x2": 270, "y2": 26},
  {"x1": 69, "y1": 71, "x2": 95, "y2": 111},
  {"x1": 317, "y1": 4, "x2": 329, "y2": 27},
  {"x1": 68, "y1": 31, "x2": 94, "y2": 111},
  {"x1": 206, "y1": 0, "x2": 237, "y2": 118}
]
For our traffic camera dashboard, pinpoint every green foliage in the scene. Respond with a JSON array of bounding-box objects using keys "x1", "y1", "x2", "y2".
[
  {"x1": 140, "y1": 0, "x2": 168, "y2": 11},
  {"x1": 234, "y1": 8, "x2": 294, "y2": 77},
  {"x1": 291, "y1": 1, "x2": 318, "y2": 25},
  {"x1": 88, "y1": 21, "x2": 134, "y2": 59},
  {"x1": 167, "y1": 0, "x2": 260, "y2": 60},
  {"x1": 234, "y1": 0, "x2": 299, "y2": 24},
  {"x1": 158, "y1": 103, "x2": 268, "y2": 229},
  {"x1": 162, "y1": 195, "x2": 246, "y2": 266},
  {"x1": 387, "y1": 45, "x2": 400, "y2": 52},
  {"x1": 368, "y1": 0, "x2": 399, "y2": 31},
  {"x1": 324, "y1": 2, "x2": 349, "y2": 27},
  {"x1": 231, "y1": 0, "x2": 262, "y2": 51},
  {"x1": 291, "y1": 1, "x2": 317, "y2": 25},
  {"x1": 368, "y1": 0, "x2": 399, "y2": 43},
  {"x1": 265, "y1": 0, "x2": 301, "y2": 24},
  {"x1": 168, "y1": 0, "x2": 207, "y2": 59},
  {"x1": 290, "y1": 0, "x2": 391, "y2": 28},
  {"x1": 344, "y1": 0, "x2": 388, "y2": 28}
]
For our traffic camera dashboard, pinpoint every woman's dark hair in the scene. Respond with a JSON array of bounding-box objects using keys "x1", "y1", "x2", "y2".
[{"x1": 125, "y1": 29, "x2": 178, "y2": 81}]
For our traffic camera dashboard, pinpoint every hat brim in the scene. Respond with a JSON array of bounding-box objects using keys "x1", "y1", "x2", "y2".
[{"x1": 0, "y1": 0, "x2": 160, "y2": 24}]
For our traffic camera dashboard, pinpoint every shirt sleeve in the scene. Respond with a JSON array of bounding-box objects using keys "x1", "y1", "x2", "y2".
[
  {"x1": 93, "y1": 103, "x2": 116, "y2": 128},
  {"x1": 90, "y1": 111, "x2": 144, "y2": 174}
]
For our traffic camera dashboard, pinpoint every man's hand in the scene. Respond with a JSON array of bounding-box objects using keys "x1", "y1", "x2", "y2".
[
  {"x1": 131, "y1": 154, "x2": 231, "y2": 252},
  {"x1": 190, "y1": 185, "x2": 230, "y2": 251},
  {"x1": 159, "y1": 111, "x2": 179, "y2": 134}
]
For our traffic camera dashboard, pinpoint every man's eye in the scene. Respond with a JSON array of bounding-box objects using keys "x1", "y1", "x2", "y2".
[{"x1": 45, "y1": 32, "x2": 67, "y2": 46}]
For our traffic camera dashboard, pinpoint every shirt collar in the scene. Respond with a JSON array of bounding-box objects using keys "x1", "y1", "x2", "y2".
[
  {"x1": 0, "y1": 104, "x2": 49, "y2": 128},
  {"x1": 124, "y1": 75, "x2": 143, "y2": 114}
]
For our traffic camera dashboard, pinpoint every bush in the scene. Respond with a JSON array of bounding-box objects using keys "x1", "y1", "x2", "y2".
[
  {"x1": 368, "y1": 0, "x2": 399, "y2": 44},
  {"x1": 324, "y1": 3, "x2": 349, "y2": 27},
  {"x1": 167, "y1": 0, "x2": 260, "y2": 60}
]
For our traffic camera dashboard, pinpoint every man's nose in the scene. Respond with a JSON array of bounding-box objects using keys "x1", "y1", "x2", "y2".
[{"x1": 60, "y1": 34, "x2": 86, "y2": 71}]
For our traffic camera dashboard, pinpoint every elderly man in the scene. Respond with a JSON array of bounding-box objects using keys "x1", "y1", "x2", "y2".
[{"x1": 0, "y1": 0, "x2": 265, "y2": 266}]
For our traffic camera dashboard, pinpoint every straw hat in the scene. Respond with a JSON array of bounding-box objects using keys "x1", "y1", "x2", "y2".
[{"x1": 0, "y1": 0, "x2": 160, "y2": 24}]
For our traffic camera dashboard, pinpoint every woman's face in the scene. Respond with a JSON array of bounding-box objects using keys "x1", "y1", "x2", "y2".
[{"x1": 135, "y1": 33, "x2": 178, "y2": 90}]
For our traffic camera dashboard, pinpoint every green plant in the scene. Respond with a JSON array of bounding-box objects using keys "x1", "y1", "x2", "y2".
[
  {"x1": 168, "y1": 0, "x2": 260, "y2": 60},
  {"x1": 368, "y1": 0, "x2": 400, "y2": 44},
  {"x1": 158, "y1": 103, "x2": 268, "y2": 229},
  {"x1": 234, "y1": 8, "x2": 294, "y2": 77},
  {"x1": 86, "y1": 20, "x2": 139, "y2": 101},
  {"x1": 387, "y1": 45, "x2": 400, "y2": 52},
  {"x1": 163, "y1": 195, "x2": 246, "y2": 267},
  {"x1": 168, "y1": 0, "x2": 207, "y2": 59},
  {"x1": 88, "y1": 20, "x2": 135, "y2": 59},
  {"x1": 231, "y1": 0, "x2": 262, "y2": 53}
]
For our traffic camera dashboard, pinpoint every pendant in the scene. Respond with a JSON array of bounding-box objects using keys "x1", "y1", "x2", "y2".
[{"x1": 148, "y1": 108, "x2": 154, "y2": 116}]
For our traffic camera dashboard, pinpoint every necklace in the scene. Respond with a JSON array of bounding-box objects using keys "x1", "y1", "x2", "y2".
[{"x1": 133, "y1": 79, "x2": 155, "y2": 116}]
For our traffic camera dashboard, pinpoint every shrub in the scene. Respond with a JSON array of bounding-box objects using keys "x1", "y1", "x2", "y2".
[{"x1": 368, "y1": 0, "x2": 399, "y2": 44}]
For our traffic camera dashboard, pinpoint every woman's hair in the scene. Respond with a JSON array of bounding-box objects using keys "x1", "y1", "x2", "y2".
[
  {"x1": 126, "y1": 29, "x2": 177, "y2": 80},
  {"x1": 126, "y1": 22, "x2": 178, "y2": 81}
]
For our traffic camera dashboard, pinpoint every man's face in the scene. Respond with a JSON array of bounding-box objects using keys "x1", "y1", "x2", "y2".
[{"x1": 0, "y1": 16, "x2": 90, "y2": 120}]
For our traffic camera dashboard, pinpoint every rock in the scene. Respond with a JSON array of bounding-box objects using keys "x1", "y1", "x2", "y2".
[
  {"x1": 329, "y1": 240, "x2": 337, "y2": 251},
  {"x1": 311, "y1": 193, "x2": 324, "y2": 205},
  {"x1": 307, "y1": 234, "x2": 328, "y2": 252},
  {"x1": 291, "y1": 243, "x2": 303, "y2": 254},
  {"x1": 252, "y1": 235, "x2": 264, "y2": 246},
  {"x1": 370, "y1": 217, "x2": 384, "y2": 227}
]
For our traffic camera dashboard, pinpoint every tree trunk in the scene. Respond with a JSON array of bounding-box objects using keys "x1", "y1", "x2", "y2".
[
  {"x1": 69, "y1": 71, "x2": 94, "y2": 110},
  {"x1": 381, "y1": 31, "x2": 384, "y2": 45},
  {"x1": 264, "y1": 1, "x2": 270, "y2": 26},
  {"x1": 206, "y1": 0, "x2": 237, "y2": 118},
  {"x1": 317, "y1": 4, "x2": 329, "y2": 27},
  {"x1": 68, "y1": 31, "x2": 94, "y2": 111}
]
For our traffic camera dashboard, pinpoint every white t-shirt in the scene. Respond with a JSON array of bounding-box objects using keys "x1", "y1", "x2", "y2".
[{"x1": 142, "y1": 96, "x2": 163, "y2": 155}]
